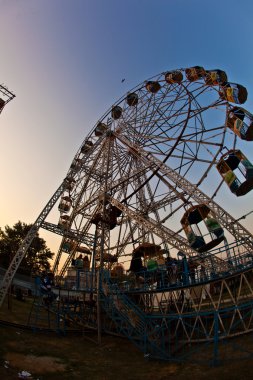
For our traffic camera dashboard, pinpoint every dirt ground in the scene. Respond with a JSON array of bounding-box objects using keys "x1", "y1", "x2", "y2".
[{"x1": 1, "y1": 297, "x2": 253, "y2": 379}]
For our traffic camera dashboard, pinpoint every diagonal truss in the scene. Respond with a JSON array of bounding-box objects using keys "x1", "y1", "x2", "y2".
[
  {"x1": 114, "y1": 131, "x2": 253, "y2": 250},
  {"x1": 0, "y1": 184, "x2": 64, "y2": 307}
]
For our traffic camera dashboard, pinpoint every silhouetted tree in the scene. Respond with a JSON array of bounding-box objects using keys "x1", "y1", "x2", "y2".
[{"x1": 0, "y1": 221, "x2": 54, "y2": 275}]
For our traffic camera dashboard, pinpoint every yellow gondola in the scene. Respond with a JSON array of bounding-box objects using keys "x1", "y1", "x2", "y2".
[
  {"x1": 204, "y1": 69, "x2": 227, "y2": 85},
  {"x1": 165, "y1": 71, "x2": 183, "y2": 84},
  {"x1": 185, "y1": 66, "x2": 206, "y2": 82},
  {"x1": 227, "y1": 107, "x2": 253, "y2": 141},
  {"x1": 219, "y1": 82, "x2": 247, "y2": 104}
]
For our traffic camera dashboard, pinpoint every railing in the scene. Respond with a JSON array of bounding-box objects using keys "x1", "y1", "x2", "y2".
[
  {"x1": 60, "y1": 244, "x2": 253, "y2": 294},
  {"x1": 2, "y1": 238, "x2": 253, "y2": 297},
  {"x1": 112, "y1": 246, "x2": 253, "y2": 294},
  {"x1": 100, "y1": 270, "x2": 170, "y2": 359}
]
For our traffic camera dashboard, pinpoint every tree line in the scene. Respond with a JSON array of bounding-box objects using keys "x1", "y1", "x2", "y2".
[{"x1": 0, "y1": 221, "x2": 54, "y2": 276}]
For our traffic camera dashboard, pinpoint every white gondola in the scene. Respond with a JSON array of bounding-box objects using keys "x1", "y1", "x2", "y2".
[
  {"x1": 58, "y1": 196, "x2": 72, "y2": 213},
  {"x1": 58, "y1": 215, "x2": 71, "y2": 230}
]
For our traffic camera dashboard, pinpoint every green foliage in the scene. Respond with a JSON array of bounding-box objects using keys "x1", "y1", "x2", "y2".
[{"x1": 0, "y1": 221, "x2": 54, "y2": 275}]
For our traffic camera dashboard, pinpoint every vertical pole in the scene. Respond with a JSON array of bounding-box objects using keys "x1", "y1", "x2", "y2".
[
  {"x1": 94, "y1": 222, "x2": 106, "y2": 345},
  {"x1": 97, "y1": 268, "x2": 101, "y2": 344},
  {"x1": 97, "y1": 134, "x2": 113, "y2": 345},
  {"x1": 224, "y1": 237, "x2": 232, "y2": 265},
  {"x1": 91, "y1": 226, "x2": 101, "y2": 344},
  {"x1": 213, "y1": 311, "x2": 219, "y2": 366},
  {"x1": 97, "y1": 219, "x2": 107, "y2": 345}
]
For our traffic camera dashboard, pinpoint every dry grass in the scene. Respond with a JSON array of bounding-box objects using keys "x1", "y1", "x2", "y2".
[{"x1": 0, "y1": 297, "x2": 253, "y2": 379}]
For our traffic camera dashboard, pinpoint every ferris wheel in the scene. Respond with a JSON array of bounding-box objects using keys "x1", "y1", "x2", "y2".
[{"x1": 1, "y1": 66, "x2": 253, "y2": 303}]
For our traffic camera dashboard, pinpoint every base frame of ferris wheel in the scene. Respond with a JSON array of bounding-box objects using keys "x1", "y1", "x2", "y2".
[{"x1": 25, "y1": 262, "x2": 253, "y2": 365}]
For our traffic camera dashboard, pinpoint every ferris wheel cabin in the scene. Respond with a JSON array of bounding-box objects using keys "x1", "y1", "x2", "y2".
[
  {"x1": 185, "y1": 66, "x2": 206, "y2": 81},
  {"x1": 58, "y1": 214, "x2": 71, "y2": 230},
  {"x1": 63, "y1": 177, "x2": 76, "y2": 192},
  {"x1": 111, "y1": 105, "x2": 122, "y2": 119},
  {"x1": 58, "y1": 195, "x2": 72, "y2": 213},
  {"x1": 204, "y1": 69, "x2": 227, "y2": 85},
  {"x1": 81, "y1": 140, "x2": 93, "y2": 153},
  {"x1": 227, "y1": 107, "x2": 253, "y2": 141},
  {"x1": 145, "y1": 81, "x2": 161, "y2": 93},
  {"x1": 126, "y1": 92, "x2": 138, "y2": 106},
  {"x1": 61, "y1": 239, "x2": 74, "y2": 253},
  {"x1": 217, "y1": 150, "x2": 253, "y2": 196},
  {"x1": 165, "y1": 70, "x2": 183, "y2": 84},
  {"x1": 181, "y1": 204, "x2": 224, "y2": 253},
  {"x1": 95, "y1": 122, "x2": 108, "y2": 136},
  {"x1": 219, "y1": 82, "x2": 248, "y2": 104}
]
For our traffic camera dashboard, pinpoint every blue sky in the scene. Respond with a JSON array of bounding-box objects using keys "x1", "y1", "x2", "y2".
[{"x1": 1, "y1": 0, "x2": 253, "y2": 252}]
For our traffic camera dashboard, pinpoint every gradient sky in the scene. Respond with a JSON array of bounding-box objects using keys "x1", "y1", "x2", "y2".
[{"x1": 1, "y1": 0, "x2": 253, "y2": 254}]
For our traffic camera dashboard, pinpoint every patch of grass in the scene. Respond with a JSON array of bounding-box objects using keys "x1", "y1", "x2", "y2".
[{"x1": 1, "y1": 296, "x2": 253, "y2": 379}]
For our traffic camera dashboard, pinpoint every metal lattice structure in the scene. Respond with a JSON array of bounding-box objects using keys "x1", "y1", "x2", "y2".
[
  {"x1": 2, "y1": 66, "x2": 253, "y2": 362},
  {"x1": 0, "y1": 83, "x2": 15, "y2": 114}
]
